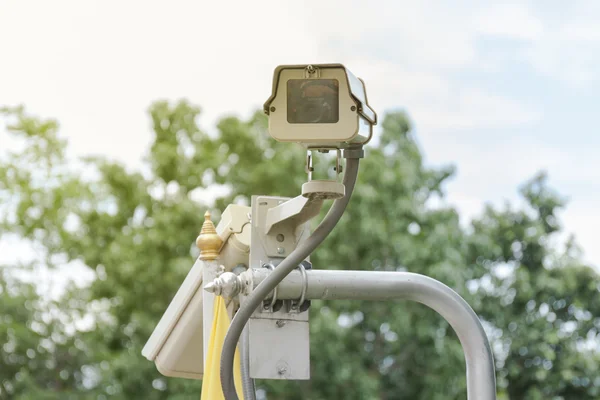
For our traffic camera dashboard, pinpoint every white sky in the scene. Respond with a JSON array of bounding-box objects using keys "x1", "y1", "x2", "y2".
[{"x1": 0, "y1": 0, "x2": 599, "y2": 269}]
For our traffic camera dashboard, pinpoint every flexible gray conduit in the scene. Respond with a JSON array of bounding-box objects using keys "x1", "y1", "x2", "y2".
[
  {"x1": 240, "y1": 324, "x2": 256, "y2": 400},
  {"x1": 220, "y1": 155, "x2": 361, "y2": 400}
]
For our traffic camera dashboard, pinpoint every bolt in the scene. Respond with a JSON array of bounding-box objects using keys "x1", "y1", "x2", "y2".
[
  {"x1": 270, "y1": 106, "x2": 276, "y2": 112},
  {"x1": 277, "y1": 366, "x2": 287, "y2": 375},
  {"x1": 204, "y1": 272, "x2": 242, "y2": 298},
  {"x1": 276, "y1": 320, "x2": 286, "y2": 328},
  {"x1": 277, "y1": 247, "x2": 285, "y2": 255},
  {"x1": 351, "y1": 105, "x2": 357, "y2": 111},
  {"x1": 306, "y1": 65, "x2": 315, "y2": 74}
]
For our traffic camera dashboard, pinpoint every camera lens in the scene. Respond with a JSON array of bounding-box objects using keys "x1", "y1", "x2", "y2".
[
  {"x1": 287, "y1": 79, "x2": 339, "y2": 124},
  {"x1": 297, "y1": 98, "x2": 331, "y2": 123}
]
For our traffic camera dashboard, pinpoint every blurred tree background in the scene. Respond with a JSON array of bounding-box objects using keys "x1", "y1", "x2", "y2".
[{"x1": 1, "y1": 102, "x2": 599, "y2": 399}]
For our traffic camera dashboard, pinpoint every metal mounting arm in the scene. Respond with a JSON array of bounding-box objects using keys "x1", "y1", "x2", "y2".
[
  {"x1": 208, "y1": 269, "x2": 497, "y2": 400},
  {"x1": 265, "y1": 195, "x2": 324, "y2": 234}
]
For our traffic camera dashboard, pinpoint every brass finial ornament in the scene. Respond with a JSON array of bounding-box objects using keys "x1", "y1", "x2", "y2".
[{"x1": 196, "y1": 211, "x2": 223, "y2": 261}]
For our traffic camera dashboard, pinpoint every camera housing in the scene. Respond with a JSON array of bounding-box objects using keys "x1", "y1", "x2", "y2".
[{"x1": 264, "y1": 64, "x2": 377, "y2": 149}]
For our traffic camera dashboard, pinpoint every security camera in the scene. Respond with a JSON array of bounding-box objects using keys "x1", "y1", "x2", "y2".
[{"x1": 264, "y1": 64, "x2": 377, "y2": 149}]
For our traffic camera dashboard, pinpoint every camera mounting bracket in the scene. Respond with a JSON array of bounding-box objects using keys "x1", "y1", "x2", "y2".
[
  {"x1": 247, "y1": 195, "x2": 311, "y2": 380},
  {"x1": 302, "y1": 148, "x2": 345, "y2": 200}
]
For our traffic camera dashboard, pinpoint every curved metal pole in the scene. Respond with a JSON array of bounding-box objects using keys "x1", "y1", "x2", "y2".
[{"x1": 250, "y1": 269, "x2": 497, "y2": 400}]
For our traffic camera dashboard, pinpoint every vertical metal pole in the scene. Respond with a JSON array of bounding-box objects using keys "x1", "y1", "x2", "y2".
[{"x1": 250, "y1": 269, "x2": 497, "y2": 400}]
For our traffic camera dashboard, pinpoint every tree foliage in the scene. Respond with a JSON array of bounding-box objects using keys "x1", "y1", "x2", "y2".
[{"x1": 1, "y1": 102, "x2": 599, "y2": 399}]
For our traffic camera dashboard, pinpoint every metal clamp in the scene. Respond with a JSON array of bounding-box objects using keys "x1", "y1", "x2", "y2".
[
  {"x1": 262, "y1": 263, "x2": 279, "y2": 312},
  {"x1": 290, "y1": 262, "x2": 308, "y2": 312},
  {"x1": 342, "y1": 146, "x2": 365, "y2": 159}
]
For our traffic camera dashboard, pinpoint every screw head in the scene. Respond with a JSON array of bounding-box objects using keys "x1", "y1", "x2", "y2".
[
  {"x1": 276, "y1": 320, "x2": 286, "y2": 328},
  {"x1": 270, "y1": 106, "x2": 276, "y2": 112},
  {"x1": 277, "y1": 247, "x2": 285, "y2": 255},
  {"x1": 351, "y1": 105, "x2": 357, "y2": 111},
  {"x1": 276, "y1": 360, "x2": 290, "y2": 376}
]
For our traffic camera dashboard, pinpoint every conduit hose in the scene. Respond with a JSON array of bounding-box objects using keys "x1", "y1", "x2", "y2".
[
  {"x1": 220, "y1": 152, "x2": 362, "y2": 400},
  {"x1": 240, "y1": 324, "x2": 256, "y2": 400}
]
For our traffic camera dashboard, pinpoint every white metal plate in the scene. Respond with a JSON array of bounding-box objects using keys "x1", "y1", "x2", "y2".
[{"x1": 249, "y1": 318, "x2": 310, "y2": 380}]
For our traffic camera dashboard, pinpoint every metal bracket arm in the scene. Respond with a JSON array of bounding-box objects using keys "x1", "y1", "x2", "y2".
[
  {"x1": 247, "y1": 268, "x2": 498, "y2": 400},
  {"x1": 265, "y1": 195, "x2": 324, "y2": 234},
  {"x1": 205, "y1": 268, "x2": 497, "y2": 399}
]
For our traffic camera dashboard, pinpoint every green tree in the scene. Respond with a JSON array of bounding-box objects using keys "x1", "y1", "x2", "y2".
[
  {"x1": 466, "y1": 173, "x2": 600, "y2": 399},
  {"x1": 1, "y1": 102, "x2": 598, "y2": 399}
]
